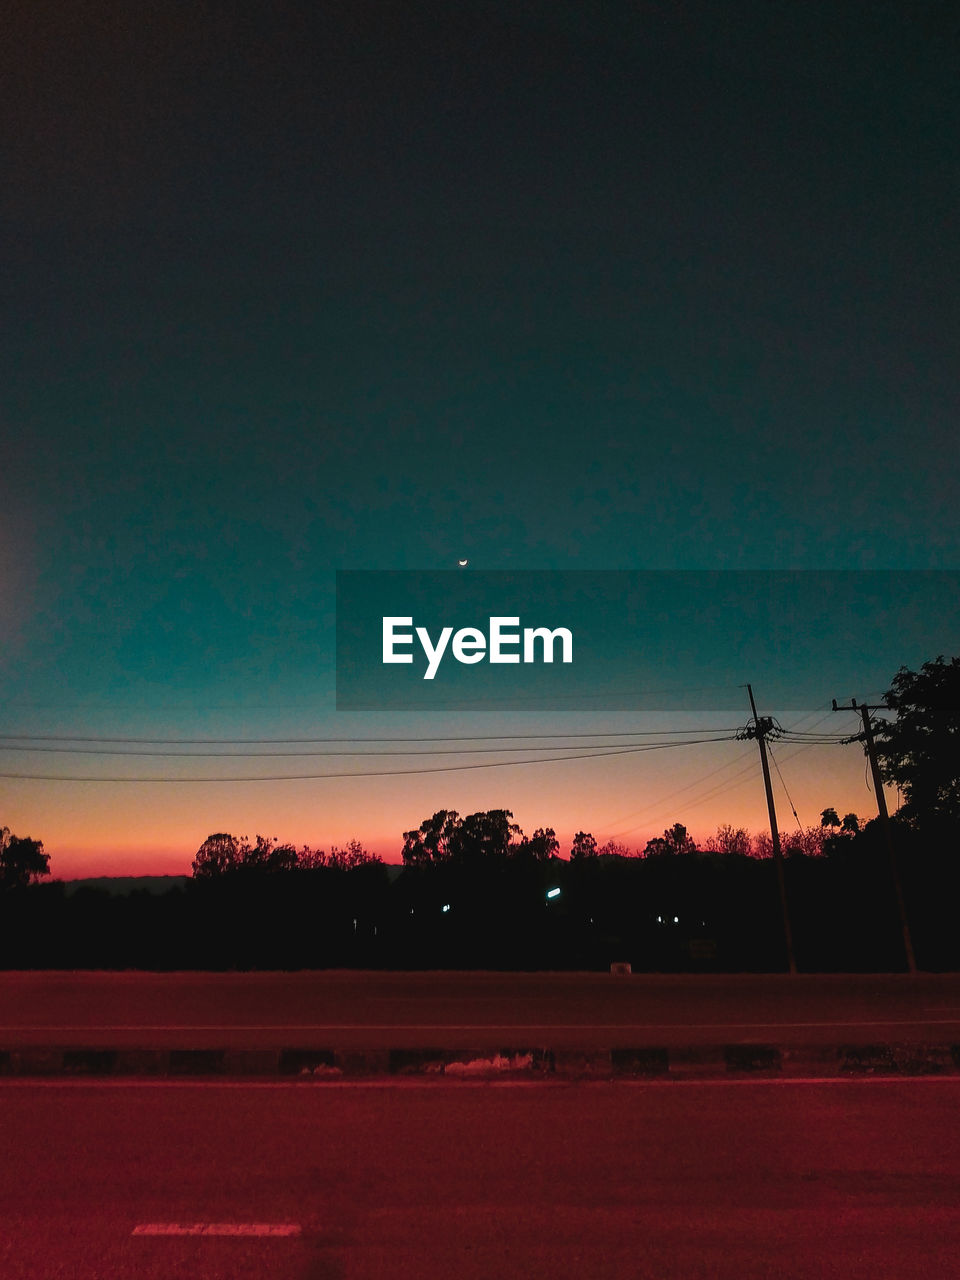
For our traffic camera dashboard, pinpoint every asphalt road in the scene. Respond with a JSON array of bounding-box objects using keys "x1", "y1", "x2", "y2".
[
  {"x1": 2, "y1": 1077, "x2": 959, "y2": 1278},
  {"x1": 2, "y1": 970, "x2": 960, "y2": 1049}
]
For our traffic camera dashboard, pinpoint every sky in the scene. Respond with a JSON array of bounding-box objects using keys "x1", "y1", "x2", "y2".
[{"x1": 1, "y1": 1, "x2": 958, "y2": 876}]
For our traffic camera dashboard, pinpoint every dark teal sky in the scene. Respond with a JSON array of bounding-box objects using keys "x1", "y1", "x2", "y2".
[{"x1": 0, "y1": 2, "x2": 957, "y2": 870}]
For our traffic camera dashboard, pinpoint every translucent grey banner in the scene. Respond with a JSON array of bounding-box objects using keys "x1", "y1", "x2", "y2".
[{"x1": 335, "y1": 571, "x2": 960, "y2": 711}]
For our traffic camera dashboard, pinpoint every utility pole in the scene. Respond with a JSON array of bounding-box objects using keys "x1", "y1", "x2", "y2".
[
  {"x1": 742, "y1": 685, "x2": 797, "y2": 974},
  {"x1": 832, "y1": 698, "x2": 917, "y2": 974}
]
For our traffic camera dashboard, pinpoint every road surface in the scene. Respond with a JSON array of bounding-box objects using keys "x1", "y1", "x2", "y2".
[
  {"x1": 1, "y1": 1076, "x2": 959, "y2": 1278},
  {"x1": 2, "y1": 969, "x2": 960, "y2": 1048}
]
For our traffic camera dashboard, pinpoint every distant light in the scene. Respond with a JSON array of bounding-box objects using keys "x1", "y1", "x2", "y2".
[
  {"x1": 546, "y1": 887, "x2": 561, "y2": 899},
  {"x1": 442, "y1": 903, "x2": 451, "y2": 913},
  {"x1": 657, "y1": 915, "x2": 663, "y2": 923},
  {"x1": 673, "y1": 915, "x2": 679, "y2": 924}
]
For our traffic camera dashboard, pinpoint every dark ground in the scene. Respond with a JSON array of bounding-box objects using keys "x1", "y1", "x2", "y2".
[{"x1": 2, "y1": 1077, "x2": 959, "y2": 1278}]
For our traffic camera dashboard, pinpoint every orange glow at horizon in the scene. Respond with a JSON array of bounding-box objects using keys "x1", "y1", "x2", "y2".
[{"x1": 6, "y1": 733, "x2": 883, "y2": 879}]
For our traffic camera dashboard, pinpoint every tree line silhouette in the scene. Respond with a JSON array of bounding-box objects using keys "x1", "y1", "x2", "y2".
[{"x1": 0, "y1": 656, "x2": 957, "y2": 971}]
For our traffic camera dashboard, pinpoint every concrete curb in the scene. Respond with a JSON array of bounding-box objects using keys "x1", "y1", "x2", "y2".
[{"x1": 2, "y1": 1043, "x2": 960, "y2": 1079}]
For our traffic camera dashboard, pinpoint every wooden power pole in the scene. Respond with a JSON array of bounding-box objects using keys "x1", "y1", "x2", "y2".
[
  {"x1": 744, "y1": 684, "x2": 797, "y2": 975},
  {"x1": 832, "y1": 698, "x2": 917, "y2": 974}
]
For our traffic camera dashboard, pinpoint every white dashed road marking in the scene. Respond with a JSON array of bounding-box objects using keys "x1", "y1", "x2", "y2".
[{"x1": 132, "y1": 1223, "x2": 301, "y2": 1236}]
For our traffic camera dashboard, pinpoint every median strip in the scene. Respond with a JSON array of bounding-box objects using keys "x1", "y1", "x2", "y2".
[{"x1": 1, "y1": 1043, "x2": 958, "y2": 1079}]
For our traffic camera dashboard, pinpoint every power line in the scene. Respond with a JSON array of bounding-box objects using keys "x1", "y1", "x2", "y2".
[
  {"x1": 0, "y1": 684, "x2": 744, "y2": 713},
  {"x1": 0, "y1": 736, "x2": 734, "y2": 783},
  {"x1": 777, "y1": 730, "x2": 852, "y2": 740},
  {"x1": 0, "y1": 727, "x2": 741, "y2": 746},
  {"x1": 0, "y1": 735, "x2": 737, "y2": 759},
  {"x1": 681, "y1": 720, "x2": 845, "y2": 824},
  {"x1": 604, "y1": 747, "x2": 757, "y2": 835},
  {"x1": 602, "y1": 706, "x2": 839, "y2": 836},
  {"x1": 334, "y1": 684, "x2": 745, "y2": 710},
  {"x1": 640, "y1": 757, "x2": 762, "y2": 822},
  {"x1": 767, "y1": 743, "x2": 802, "y2": 829}
]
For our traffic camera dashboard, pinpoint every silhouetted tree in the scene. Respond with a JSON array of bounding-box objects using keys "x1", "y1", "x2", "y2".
[
  {"x1": 597, "y1": 840, "x2": 633, "y2": 858},
  {"x1": 402, "y1": 809, "x2": 527, "y2": 866},
  {"x1": 449, "y1": 810, "x2": 522, "y2": 864},
  {"x1": 518, "y1": 827, "x2": 559, "y2": 861},
  {"x1": 192, "y1": 833, "x2": 298, "y2": 876},
  {"x1": 192, "y1": 833, "x2": 241, "y2": 877},
  {"x1": 704, "y1": 824, "x2": 752, "y2": 855},
  {"x1": 872, "y1": 655, "x2": 960, "y2": 827},
  {"x1": 780, "y1": 825, "x2": 827, "y2": 857},
  {"x1": 753, "y1": 831, "x2": 773, "y2": 859},
  {"x1": 297, "y1": 844, "x2": 328, "y2": 870},
  {"x1": 569, "y1": 831, "x2": 598, "y2": 860},
  {"x1": 644, "y1": 822, "x2": 697, "y2": 857},
  {"x1": 242, "y1": 835, "x2": 299, "y2": 873},
  {"x1": 0, "y1": 827, "x2": 49, "y2": 890},
  {"x1": 401, "y1": 810, "x2": 460, "y2": 866},
  {"x1": 820, "y1": 808, "x2": 860, "y2": 837},
  {"x1": 327, "y1": 840, "x2": 382, "y2": 870}
]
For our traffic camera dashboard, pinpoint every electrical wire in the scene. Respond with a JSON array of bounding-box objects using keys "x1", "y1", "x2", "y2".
[
  {"x1": 0, "y1": 735, "x2": 737, "y2": 759},
  {"x1": 0, "y1": 684, "x2": 745, "y2": 713},
  {"x1": 629, "y1": 736, "x2": 848, "y2": 838},
  {"x1": 0, "y1": 727, "x2": 741, "y2": 746},
  {"x1": 767, "y1": 742, "x2": 802, "y2": 829},
  {"x1": 0, "y1": 735, "x2": 735, "y2": 783},
  {"x1": 603, "y1": 706, "x2": 847, "y2": 838},
  {"x1": 602, "y1": 746, "x2": 757, "y2": 834},
  {"x1": 609, "y1": 757, "x2": 763, "y2": 837},
  {"x1": 337, "y1": 684, "x2": 745, "y2": 710}
]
